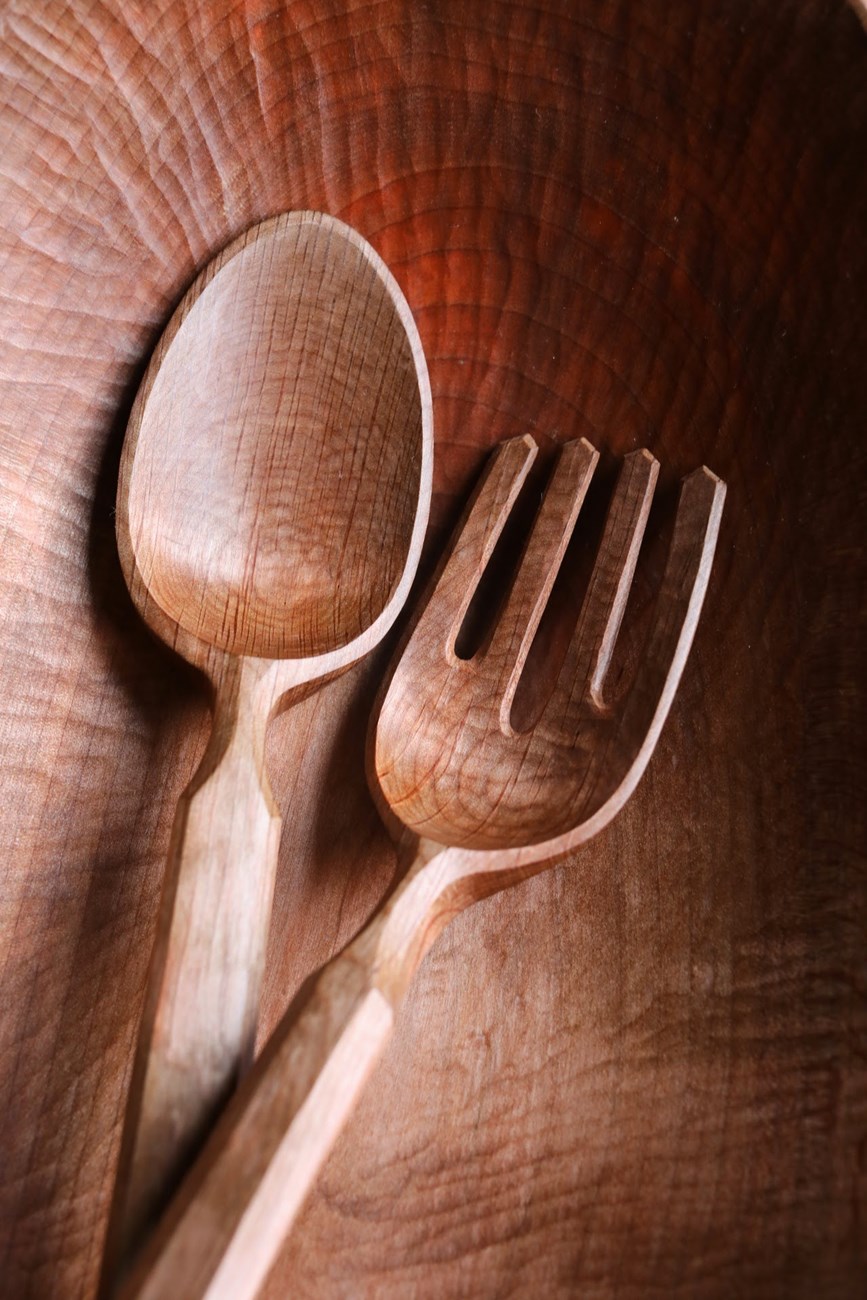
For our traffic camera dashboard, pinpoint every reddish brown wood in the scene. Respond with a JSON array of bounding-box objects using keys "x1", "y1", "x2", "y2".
[{"x1": 1, "y1": 2, "x2": 866, "y2": 1298}]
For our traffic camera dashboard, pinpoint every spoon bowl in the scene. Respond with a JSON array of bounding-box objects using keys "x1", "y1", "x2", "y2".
[
  {"x1": 119, "y1": 211, "x2": 429, "y2": 668},
  {"x1": 107, "y1": 211, "x2": 432, "y2": 1277}
]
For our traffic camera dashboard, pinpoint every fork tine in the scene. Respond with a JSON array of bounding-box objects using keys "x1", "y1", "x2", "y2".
[
  {"x1": 482, "y1": 438, "x2": 598, "y2": 697},
  {"x1": 619, "y1": 465, "x2": 726, "y2": 747},
  {"x1": 423, "y1": 435, "x2": 538, "y2": 652},
  {"x1": 553, "y1": 449, "x2": 659, "y2": 713}
]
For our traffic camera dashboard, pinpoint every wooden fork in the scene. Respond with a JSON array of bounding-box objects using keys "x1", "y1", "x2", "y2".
[{"x1": 119, "y1": 434, "x2": 726, "y2": 1300}]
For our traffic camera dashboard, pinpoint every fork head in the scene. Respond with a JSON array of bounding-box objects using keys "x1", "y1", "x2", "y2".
[{"x1": 373, "y1": 434, "x2": 725, "y2": 853}]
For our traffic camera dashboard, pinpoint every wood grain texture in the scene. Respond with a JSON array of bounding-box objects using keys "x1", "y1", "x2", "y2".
[{"x1": 1, "y1": 2, "x2": 866, "y2": 1298}]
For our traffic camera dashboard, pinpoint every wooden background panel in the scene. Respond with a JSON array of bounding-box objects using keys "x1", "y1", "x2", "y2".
[{"x1": 0, "y1": 1, "x2": 865, "y2": 1297}]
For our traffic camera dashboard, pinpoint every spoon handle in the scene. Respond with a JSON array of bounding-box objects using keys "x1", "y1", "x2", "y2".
[
  {"x1": 105, "y1": 665, "x2": 281, "y2": 1284},
  {"x1": 115, "y1": 842, "x2": 465, "y2": 1300}
]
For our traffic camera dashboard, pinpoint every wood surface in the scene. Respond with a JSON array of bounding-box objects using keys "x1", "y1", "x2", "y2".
[
  {"x1": 1, "y1": 2, "x2": 866, "y2": 1298},
  {"x1": 104, "y1": 208, "x2": 433, "y2": 1276}
]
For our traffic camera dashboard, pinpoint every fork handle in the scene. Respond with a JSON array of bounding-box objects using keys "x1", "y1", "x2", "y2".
[{"x1": 115, "y1": 841, "x2": 461, "y2": 1300}]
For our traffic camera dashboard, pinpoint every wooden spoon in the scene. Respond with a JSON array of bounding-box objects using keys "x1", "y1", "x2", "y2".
[{"x1": 106, "y1": 211, "x2": 433, "y2": 1273}]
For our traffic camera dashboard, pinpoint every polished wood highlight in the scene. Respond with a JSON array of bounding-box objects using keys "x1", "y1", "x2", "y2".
[
  {"x1": 1, "y1": 3, "x2": 865, "y2": 1298},
  {"x1": 105, "y1": 210, "x2": 432, "y2": 1276}
]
